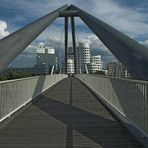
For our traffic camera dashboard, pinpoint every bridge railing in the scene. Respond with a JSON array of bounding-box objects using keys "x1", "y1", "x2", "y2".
[
  {"x1": 0, "y1": 74, "x2": 67, "y2": 122},
  {"x1": 76, "y1": 74, "x2": 148, "y2": 142}
]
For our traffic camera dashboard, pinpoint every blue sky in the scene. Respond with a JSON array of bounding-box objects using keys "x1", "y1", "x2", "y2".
[{"x1": 0, "y1": 0, "x2": 148, "y2": 67}]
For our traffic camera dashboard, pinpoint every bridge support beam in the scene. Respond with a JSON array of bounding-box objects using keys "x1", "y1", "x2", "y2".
[
  {"x1": 59, "y1": 10, "x2": 78, "y2": 17},
  {"x1": 71, "y1": 17, "x2": 77, "y2": 74},
  {"x1": 64, "y1": 17, "x2": 69, "y2": 74},
  {"x1": 0, "y1": 5, "x2": 68, "y2": 73},
  {"x1": 71, "y1": 5, "x2": 148, "y2": 80}
]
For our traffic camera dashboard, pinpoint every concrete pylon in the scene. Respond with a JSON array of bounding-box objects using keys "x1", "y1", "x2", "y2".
[
  {"x1": 70, "y1": 5, "x2": 148, "y2": 80},
  {"x1": 1, "y1": 4, "x2": 148, "y2": 80},
  {"x1": 0, "y1": 5, "x2": 68, "y2": 73}
]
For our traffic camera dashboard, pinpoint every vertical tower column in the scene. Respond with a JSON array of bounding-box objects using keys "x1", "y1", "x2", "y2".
[
  {"x1": 71, "y1": 17, "x2": 77, "y2": 74},
  {"x1": 70, "y1": 5, "x2": 148, "y2": 80},
  {"x1": 64, "y1": 17, "x2": 69, "y2": 74}
]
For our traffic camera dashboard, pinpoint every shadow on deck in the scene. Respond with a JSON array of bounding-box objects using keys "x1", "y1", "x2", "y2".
[{"x1": 0, "y1": 78, "x2": 143, "y2": 148}]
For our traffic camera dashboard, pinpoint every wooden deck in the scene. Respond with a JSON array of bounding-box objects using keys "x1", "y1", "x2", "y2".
[{"x1": 0, "y1": 77, "x2": 143, "y2": 148}]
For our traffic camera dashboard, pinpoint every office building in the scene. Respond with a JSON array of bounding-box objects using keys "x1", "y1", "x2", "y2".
[
  {"x1": 66, "y1": 42, "x2": 91, "y2": 73},
  {"x1": 90, "y1": 55, "x2": 103, "y2": 73},
  {"x1": 106, "y1": 61, "x2": 130, "y2": 78},
  {"x1": 76, "y1": 42, "x2": 91, "y2": 73},
  {"x1": 35, "y1": 44, "x2": 58, "y2": 74},
  {"x1": 65, "y1": 42, "x2": 104, "y2": 74},
  {"x1": 67, "y1": 59, "x2": 75, "y2": 74}
]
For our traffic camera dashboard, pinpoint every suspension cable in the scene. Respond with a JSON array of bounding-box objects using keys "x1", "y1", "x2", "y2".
[
  {"x1": 56, "y1": 29, "x2": 64, "y2": 52},
  {"x1": 75, "y1": 30, "x2": 80, "y2": 45},
  {"x1": 55, "y1": 27, "x2": 64, "y2": 74}
]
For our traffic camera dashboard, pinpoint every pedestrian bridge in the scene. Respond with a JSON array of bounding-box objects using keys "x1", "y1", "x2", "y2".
[
  {"x1": 0, "y1": 4, "x2": 148, "y2": 147},
  {"x1": 0, "y1": 74, "x2": 147, "y2": 147}
]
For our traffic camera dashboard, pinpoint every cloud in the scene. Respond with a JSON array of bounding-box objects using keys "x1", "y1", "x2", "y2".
[
  {"x1": 10, "y1": 45, "x2": 37, "y2": 68},
  {"x1": 27, "y1": 0, "x2": 148, "y2": 45},
  {"x1": 38, "y1": 42, "x2": 45, "y2": 47},
  {"x1": 0, "y1": 20, "x2": 9, "y2": 39},
  {"x1": 77, "y1": 0, "x2": 148, "y2": 38},
  {"x1": 139, "y1": 40, "x2": 148, "y2": 48},
  {"x1": 80, "y1": 33, "x2": 117, "y2": 67},
  {"x1": 2, "y1": 0, "x2": 148, "y2": 38},
  {"x1": 1, "y1": 0, "x2": 148, "y2": 68}
]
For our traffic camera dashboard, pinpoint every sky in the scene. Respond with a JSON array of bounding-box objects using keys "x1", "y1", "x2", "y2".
[{"x1": 0, "y1": 0, "x2": 148, "y2": 68}]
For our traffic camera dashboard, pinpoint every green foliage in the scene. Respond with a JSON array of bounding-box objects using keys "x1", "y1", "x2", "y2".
[
  {"x1": 54, "y1": 70, "x2": 60, "y2": 74},
  {"x1": 94, "y1": 70, "x2": 106, "y2": 76},
  {"x1": 0, "y1": 71, "x2": 33, "y2": 81},
  {"x1": 0, "y1": 75, "x2": 7, "y2": 81}
]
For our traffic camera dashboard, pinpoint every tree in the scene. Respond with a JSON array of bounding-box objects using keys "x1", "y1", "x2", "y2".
[
  {"x1": 0, "y1": 71, "x2": 33, "y2": 81},
  {"x1": 94, "y1": 70, "x2": 106, "y2": 76}
]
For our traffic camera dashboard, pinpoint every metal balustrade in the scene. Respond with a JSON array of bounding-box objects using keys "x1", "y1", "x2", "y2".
[
  {"x1": 0, "y1": 74, "x2": 67, "y2": 122},
  {"x1": 76, "y1": 74, "x2": 148, "y2": 142}
]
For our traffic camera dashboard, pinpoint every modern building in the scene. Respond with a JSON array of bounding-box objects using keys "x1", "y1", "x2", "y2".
[
  {"x1": 64, "y1": 47, "x2": 75, "y2": 74},
  {"x1": 106, "y1": 61, "x2": 130, "y2": 78},
  {"x1": 67, "y1": 59, "x2": 75, "y2": 74},
  {"x1": 65, "y1": 42, "x2": 103, "y2": 74},
  {"x1": 67, "y1": 47, "x2": 74, "y2": 63},
  {"x1": 90, "y1": 55, "x2": 103, "y2": 73},
  {"x1": 76, "y1": 42, "x2": 91, "y2": 73},
  {"x1": 8, "y1": 44, "x2": 59, "y2": 75},
  {"x1": 106, "y1": 62, "x2": 116, "y2": 77},
  {"x1": 65, "y1": 42, "x2": 91, "y2": 73},
  {"x1": 35, "y1": 44, "x2": 58, "y2": 74}
]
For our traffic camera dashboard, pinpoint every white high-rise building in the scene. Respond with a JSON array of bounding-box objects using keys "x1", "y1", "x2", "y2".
[
  {"x1": 65, "y1": 42, "x2": 103, "y2": 74},
  {"x1": 35, "y1": 43, "x2": 58, "y2": 74},
  {"x1": 67, "y1": 47, "x2": 74, "y2": 74},
  {"x1": 67, "y1": 47, "x2": 74, "y2": 62},
  {"x1": 67, "y1": 43, "x2": 91, "y2": 73},
  {"x1": 90, "y1": 55, "x2": 103, "y2": 73},
  {"x1": 76, "y1": 42, "x2": 91, "y2": 73},
  {"x1": 67, "y1": 59, "x2": 75, "y2": 74},
  {"x1": 36, "y1": 44, "x2": 56, "y2": 65}
]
